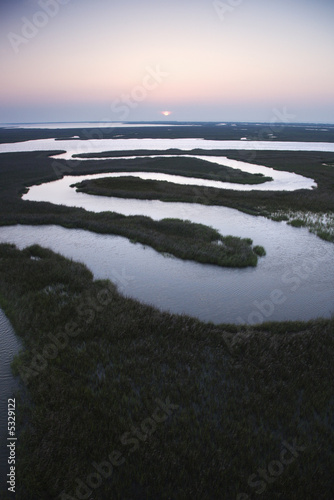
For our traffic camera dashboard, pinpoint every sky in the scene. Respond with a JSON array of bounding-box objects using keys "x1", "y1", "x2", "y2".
[{"x1": 0, "y1": 0, "x2": 333, "y2": 124}]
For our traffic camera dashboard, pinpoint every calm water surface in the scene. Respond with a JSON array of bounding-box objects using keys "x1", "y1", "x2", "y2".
[
  {"x1": 0, "y1": 219, "x2": 333, "y2": 325},
  {"x1": 2, "y1": 137, "x2": 334, "y2": 158}
]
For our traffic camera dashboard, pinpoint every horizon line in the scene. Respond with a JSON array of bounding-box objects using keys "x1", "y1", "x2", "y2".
[{"x1": 1, "y1": 121, "x2": 334, "y2": 126}]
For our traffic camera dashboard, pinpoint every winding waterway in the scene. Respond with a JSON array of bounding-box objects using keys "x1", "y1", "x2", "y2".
[
  {"x1": 0, "y1": 135, "x2": 333, "y2": 324},
  {"x1": 0, "y1": 220, "x2": 333, "y2": 325},
  {"x1": 1, "y1": 137, "x2": 334, "y2": 158},
  {"x1": 23, "y1": 154, "x2": 317, "y2": 193},
  {"x1": 1, "y1": 129, "x2": 333, "y2": 493}
]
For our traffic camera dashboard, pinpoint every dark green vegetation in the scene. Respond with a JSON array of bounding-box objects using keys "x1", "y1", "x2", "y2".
[
  {"x1": 72, "y1": 174, "x2": 268, "y2": 202},
  {"x1": 0, "y1": 244, "x2": 333, "y2": 499},
  {"x1": 1, "y1": 209, "x2": 262, "y2": 268},
  {"x1": 253, "y1": 245, "x2": 266, "y2": 257},
  {"x1": 73, "y1": 156, "x2": 273, "y2": 184},
  {"x1": 288, "y1": 219, "x2": 307, "y2": 228}
]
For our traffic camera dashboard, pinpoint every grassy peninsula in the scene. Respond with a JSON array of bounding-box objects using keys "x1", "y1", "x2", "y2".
[
  {"x1": 72, "y1": 155, "x2": 273, "y2": 184},
  {"x1": 71, "y1": 174, "x2": 265, "y2": 201},
  {"x1": 0, "y1": 243, "x2": 333, "y2": 499}
]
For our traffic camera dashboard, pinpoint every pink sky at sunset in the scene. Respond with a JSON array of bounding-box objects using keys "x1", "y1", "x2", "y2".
[{"x1": 1, "y1": 0, "x2": 333, "y2": 123}]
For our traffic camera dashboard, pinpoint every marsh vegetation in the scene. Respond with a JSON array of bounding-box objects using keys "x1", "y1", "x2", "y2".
[
  {"x1": 73, "y1": 155, "x2": 273, "y2": 184},
  {"x1": 1, "y1": 126, "x2": 334, "y2": 499},
  {"x1": 0, "y1": 244, "x2": 333, "y2": 499}
]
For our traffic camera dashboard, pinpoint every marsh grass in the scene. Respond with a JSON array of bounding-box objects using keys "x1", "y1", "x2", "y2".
[
  {"x1": 0, "y1": 244, "x2": 333, "y2": 499},
  {"x1": 273, "y1": 210, "x2": 334, "y2": 242},
  {"x1": 71, "y1": 174, "x2": 270, "y2": 201},
  {"x1": 72, "y1": 156, "x2": 273, "y2": 185},
  {"x1": 253, "y1": 245, "x2": 266, "y2": 256},
  {"x1": 288, "y1": 219, "x2": 307, "y2": 227}
]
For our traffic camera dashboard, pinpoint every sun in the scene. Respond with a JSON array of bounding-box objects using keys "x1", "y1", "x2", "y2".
[{"x1": 161, "y1": 111, "x2": 172, "y2": 116}]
